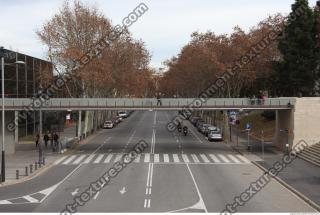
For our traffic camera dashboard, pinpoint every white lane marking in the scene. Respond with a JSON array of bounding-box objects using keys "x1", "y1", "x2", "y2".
[
  {"x1": 144, "y1": 153, "x2": 150, "y2": 163},
  {"x1": 71, "y1": 188, "x2": 79, "y2": 196},
  {"x1": 173, "y1": 154, "x2": 180, "y2": 163},
  {"x1": 146, "y1": 163, "x2": 151, "y2": 187},
  {"x1": 154, "y1": 111, "x2": 157, "y2": 125},
  {"x1": 227, "y1": 154, "x2": 241, "y2": 163},
  {"x1": 150, "y1": 129, "x2": 156, "y2": 154},
  {"x1": 93, "y1": 154, "x2": 104, "y2": 164},
  {"x1": 114, "y1": 154, "x2": 123, "y2": 163},
  {"x1": 191, "y1": 154, "x2": 200, "y2": 163},
  {"x1": 62, "y1": 155, "x2": 77, "y2": 165},
  {"x1": 134, "y1": 154, "x2": 141, "y2": 163},
  {"x1": 149, "y1": 163, "x2": 154, "y2": 187},
  {"x1": 200, "y1": 154, "x2": 210, "y2": 163},
  {"x1": 236, "y1": 154, "x2": 250, "y2": 163},
  {"x1": 104, "y1": 154, "x2": 113, "y2": 163},
  {"x1": 186, "y1": 164, "x2": 208, "y2": 212},
  {"x1": 154, "y1": 154, "x2": 159, "y2": 163},
  {"x1": 163, "y1": 154, "x2": 169, "y2": 163},
  {"x1": 144, "y1": 199, "x2": 147, "y2": 208},
  {"x1": 182, "y1": 154, "x2": 190, "y2": 163},
  {"x1": 218, "y1": 154, "x2": 230, "y2": 163},
  {"x1": 93, "y1": 191, "x2": 100, "y2": 200},
  {"x1": 72, "y1": 155, "x2": 86, "y2": 165},
  {"x1": 147, "y1": 199, "x2": 151, "y2": 208},
  {"x1": 83, "y1": 154, "x2": 95, "y2": 164},
  {"x1": 145, "y1": 188, "x2": 149, "y2": 195},
  {"x1": 54, "y1": 156, "x2": 67, "y2": 165},
  {"x1": 0, "y1": 200, "x2": 11, "y2": 204},
  {"x1": 23, "y1": 195, "x2": 38, "y2": 203},
  {"x1": 209, "y1": 154, "x2": 221, "y2": 163}
]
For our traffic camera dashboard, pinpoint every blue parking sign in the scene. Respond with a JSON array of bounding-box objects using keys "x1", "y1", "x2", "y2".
[{"x1": 246, "y1": 123, "x2": 251, "y2": 130}]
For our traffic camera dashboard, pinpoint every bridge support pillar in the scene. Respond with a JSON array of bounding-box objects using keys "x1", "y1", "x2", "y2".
[
  {"x1": 0, "y1": 111, "x2": 15, "y2": 154},
  {"x1": 274, "y1": 110, "x2": 294, "y2": 151},
  {"x1": 77, "y1": 110, "x2": 82, "y2": 138}
]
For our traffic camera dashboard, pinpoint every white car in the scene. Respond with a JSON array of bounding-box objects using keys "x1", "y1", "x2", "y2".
[
  {"x1": 208, "y1": 130, "x2": 223, "y2": 141},
  {"x1": 118, "y1": 111, "x2": 129, "y2": 118},
  {"x1": 103, "y1": 121, "x2": 114, "y2": 129}
]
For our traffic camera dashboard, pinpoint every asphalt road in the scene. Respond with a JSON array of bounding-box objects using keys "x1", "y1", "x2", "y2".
[{"x1": 0, "y1": 111, "x2": 316, "y2": 213}]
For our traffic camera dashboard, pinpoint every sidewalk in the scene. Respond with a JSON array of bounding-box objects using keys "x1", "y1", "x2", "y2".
[
  {"x1": 0, "y1": 124, "x2": 80, "y2": 186},
  {"x1": 229, "y1": 129, "x2": 320, "y2": 208}
]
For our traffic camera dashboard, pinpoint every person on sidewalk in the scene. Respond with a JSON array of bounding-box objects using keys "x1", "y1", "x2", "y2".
[
  {"x1": 44, "y1": 132, "x2": 49, "y2": 148},
  {"x1": 35, "y1": 134, "x2": 40, "y2": 148},
  {"x1": 156, "y1": 93, "x2": 162, "y2": 106},
  {"x1": 53, "y1": 132, "x2": 60, "y2": 152}
]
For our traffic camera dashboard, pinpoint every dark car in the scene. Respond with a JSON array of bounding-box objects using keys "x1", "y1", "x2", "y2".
[
  {"x1": 190, "y1": 117, "x2": 200, "y2": 126},
  {"x1": 196, "y1": 120, "x2": 205, "y2": 131}
]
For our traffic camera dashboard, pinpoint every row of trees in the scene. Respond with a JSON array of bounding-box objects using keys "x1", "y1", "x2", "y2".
[
  {"x1": 37, "y1": 0, "x2": 156, "y2": 98},
  {"x1": 160, "y1": 0, "x2": 320, "y2": 98}
]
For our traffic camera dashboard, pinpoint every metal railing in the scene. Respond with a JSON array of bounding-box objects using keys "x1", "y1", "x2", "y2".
[{"x1": 2, "y1": 98, "x2": 295, "y2": 110}]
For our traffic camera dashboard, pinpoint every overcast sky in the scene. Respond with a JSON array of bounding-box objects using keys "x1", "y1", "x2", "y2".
[{"x1": 0, "y1": 0, "x2": 318, "y2": 69}]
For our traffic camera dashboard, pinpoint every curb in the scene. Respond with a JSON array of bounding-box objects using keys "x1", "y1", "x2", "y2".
[
  {"x1": 253, "y1": 161, "x2": 320, "y2": 212},
  {"x1": 0, "y1": 130, "x2": 104, "y2": 188},
  {"x1": 231, "y1": 145, "x2": 320, "y2": 212}
]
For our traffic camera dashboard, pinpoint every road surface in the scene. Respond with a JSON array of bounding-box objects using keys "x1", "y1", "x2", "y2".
[{"x1": 0, "y1": 111, "x2": 316, "y2": 213}]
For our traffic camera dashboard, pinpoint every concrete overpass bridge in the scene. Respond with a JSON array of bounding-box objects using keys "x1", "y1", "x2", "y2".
[
  {"x1": 3, "y1": 98, "x2": 294, "y2": 111},
  {"x1": 1, "y1": 97, "x2": 319, "y2": 154}
]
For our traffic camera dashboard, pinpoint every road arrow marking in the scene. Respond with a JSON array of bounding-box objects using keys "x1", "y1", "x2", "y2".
[
  {"x1": 120, "y1": 187, "x2": 126, "y2": 195},
  {"x1": 71, "y1": 188, "x2": 79, "y2": 196}
]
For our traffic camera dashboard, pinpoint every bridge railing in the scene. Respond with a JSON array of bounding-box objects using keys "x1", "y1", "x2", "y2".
[{"x1": 3, "y1": 98, "x2": 295, "y2": 109}]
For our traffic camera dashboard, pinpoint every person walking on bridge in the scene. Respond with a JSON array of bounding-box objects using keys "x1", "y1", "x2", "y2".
[{"x1": 156, "y1": 93, "x2": 162, "y2": 106}]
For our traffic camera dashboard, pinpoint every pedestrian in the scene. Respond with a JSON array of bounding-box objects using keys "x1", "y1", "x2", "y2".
[
  {"x1": 156, "y1": 93, "x2": 162, "y2": 106},
  {"x1": 44, "y1": 132, "x2": 49, "y2": 148},
  {"x1": 35, "y1": 134, "x2": 40, "y2": 148},
  {"x1": 50, "y1": 131, "x2": 54, "y2": 150},
  {"x1": 53, "y1": 132, "x2": 59, "y2": 152}
]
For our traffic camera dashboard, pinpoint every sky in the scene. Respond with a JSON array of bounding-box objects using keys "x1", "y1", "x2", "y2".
[{"x1": 0, "y1": 0, "x2": 318, "y2": 69}]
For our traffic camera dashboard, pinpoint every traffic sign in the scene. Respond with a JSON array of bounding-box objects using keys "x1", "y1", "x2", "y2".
[{"x1": 246, "y1": 123, "x2": 251, "y2": 130}]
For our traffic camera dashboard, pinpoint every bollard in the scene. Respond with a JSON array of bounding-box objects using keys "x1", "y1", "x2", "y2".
[
  {"x1": 30, "y1": 164, "x2": 33, "y2": 174},
  {"x1": 35, "y1": 162, "x2": 38, "y2": 171},
  {"x1": 25, "y1": 166, "x2": 28, "y2": 176},
  {"x1": 16, "y1": 170, "x2": 19, "y2": 180},
  {"x1": 43, "y1": 157, "x2": 45, "y2": 166}
]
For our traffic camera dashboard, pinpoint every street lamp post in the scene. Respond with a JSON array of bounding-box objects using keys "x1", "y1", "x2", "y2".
[
  {"x1": 1, "y1": 51, "x2": 5, "y2": 182},
  {"x1": 38, "y1": 86, "x2": 43, "y2": 164},
  {"x1": 0, "y1": 47, "x2": 25, "y2": 182}
]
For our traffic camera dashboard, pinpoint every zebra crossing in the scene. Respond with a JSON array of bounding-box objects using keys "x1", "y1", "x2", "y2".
[{"x1": 54, "y1": 153, "x2": 250, "y2": 165}]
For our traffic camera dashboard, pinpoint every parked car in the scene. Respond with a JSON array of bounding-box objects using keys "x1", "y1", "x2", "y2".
[
  {"x1": 208, "y1": 130, "x2": 223, "y2": 141},
  {"x1": 190, "y1": 117, "x2": 200, "y2": 126},
  {"x1": 112, "y1": 116, "x2": 122, "y2": 125},
  {"x1": 196, "y1": 120, "x2": 205, "y2": 130},
  {"x1": 118, "y1": 111, "x2": 129, "y2": 118},
  {"x1": 200, "y1": 124, "x2": 211, "y2": 134},
  {"x1": 205, "y1": 126, "x2": 218, "y2": 136},
  {"x1": 103, "y1": 120, "x2": 114, "y2": 129}
]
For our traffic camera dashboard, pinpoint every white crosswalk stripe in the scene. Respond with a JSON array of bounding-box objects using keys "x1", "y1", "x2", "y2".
[
  {"x1": 93, "y1": 154, "x2": 104, "y2": 164},
  {"x1": 227, "y1": 154, "x2": 241, "y2": 163},
  {"x1": 191, "y1": 154, "x2": 200, "y2": 163},
  {"x1": 236, "y1": 154, "x2": 250, "y2": 163},
  {"x1": 134, "y1": 154, "x2": 141, "y2": 163},
  {"x1": 209, "y1": 154, "x2": 220, "y2": 163},
  {"x1": 154, "y1": 154, "x2": 159, "y2": 163},
  {"x1": 173, "y1": 154, "x2": 180, "y2": 163},
  {"x1": 182, "y1": 154, "x2": 190, "y2": 163},
  {"x1": 200, "y1": 154, "x2": 210, "y2": 163},
  {"x1": 114, "y1": 154, "x2": 122, "y2": 163},
  {"x1": 62, "y1": 155, "x2": 77, "y2": 165},
  {"x1": 56, "y1": 153, "x2": 251, "y2": 165},
  {"x1": 104, "y1": 154, "x2": 113, "y2": 163},
  {"x1": 218, "y1": 154, "x2": 230, "y2": 163},
  {"x1": 144, "y1": 153, "x2": 150, "y2": 163},
  {"x1": 72, "y1": 154, "x2": 87, "y2": 164},
  {"x1": 83, "y1": 154, "x2": 96, "y2": 164},
  {"x1": 163, "y1": 154, "x2": 169, "y2": 163}
]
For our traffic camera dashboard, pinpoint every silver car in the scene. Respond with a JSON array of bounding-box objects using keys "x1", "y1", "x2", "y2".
[{"x1": 208, "y1": 130, "x2": 223, "y2": 141}]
